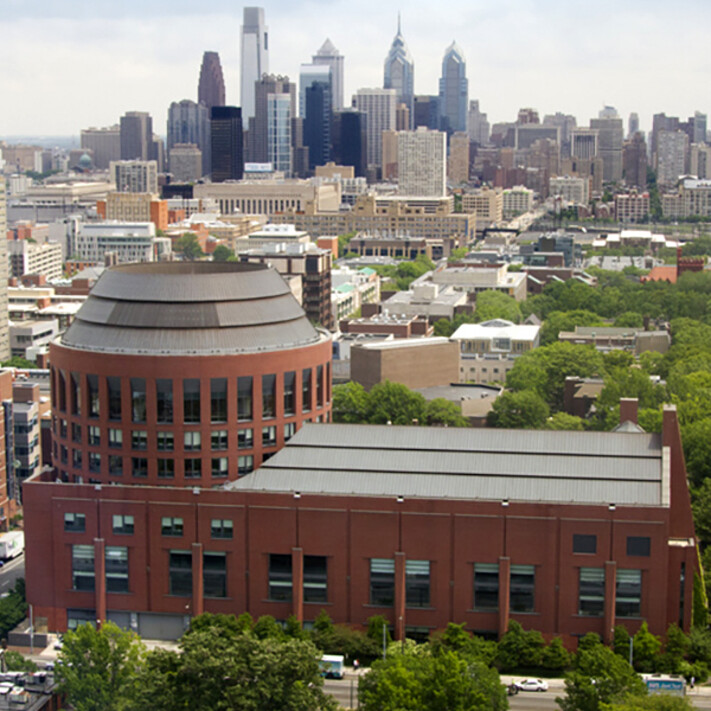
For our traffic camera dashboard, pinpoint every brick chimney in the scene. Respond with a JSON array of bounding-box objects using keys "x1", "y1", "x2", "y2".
[{"x1": 619, "y1": 398, "x2": 638, "y2": 425}]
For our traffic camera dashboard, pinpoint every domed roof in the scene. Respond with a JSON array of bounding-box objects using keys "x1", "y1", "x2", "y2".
[
  {"x1": 78, "y1": 153, "x2": 92, "y2": 167},
  {"x1": 59, "y1": 262, "x2": 325, "y2": 355}
]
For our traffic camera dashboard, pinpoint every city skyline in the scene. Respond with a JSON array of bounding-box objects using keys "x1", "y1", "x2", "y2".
[{"x1": 2, "y1": 0, "x2": 710, "y2": 137}]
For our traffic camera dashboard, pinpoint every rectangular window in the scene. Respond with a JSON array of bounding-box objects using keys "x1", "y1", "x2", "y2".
[
  {"x1": 58, "y1": 370, "x2": 67, "y2": 412},
  {"x1": 370, "y1": 558, "x2": 394, "y2": 606},
  {"x1": 112, "y1": 514, "x2": 134, "y2": 535},
  {"x1": 237, "y1": 377, "x2": 252, "y2": 421},
  {"x1": 573, "y1": 534, "x2": 597, "y2": 554},
  {"x1": 88, "y1": 425, "x2": 100, "y2": 446},
  {"x1": 87, "y1": 374, "x2": 100, "y2": 418},
  {"x1": 185, "y1": 458, "x2": 202, "y2": 479},
  {"x1": 108, "y1": 428, "x2": 122, "y2": 449},
  {"x1": 238, "y1": 429, "x2": 253, "y2": 450},
  {"x1": 107, "y1": 377, "x2": 121, "y2": 421},
  {"x1": 211, "y1": 519, "x2": 233, "y2": 539},
  {"x1": 183, "y1": 379, "x2": 201, "y2": 424},
  {"x1": 204, "y1": 552, "x2": 227, "y2": 598},
  {"x1": 406, "y1": 560, "x2": 430, "y2": 608},
  {"x1": 72, "y1": 544, "x2": 95, "y2": 591},
  {"x1": 109, "y1": 455, "x2": 123, "y2": 476},
  {"x1": 131, "y1": 457, "x2": 147, "y2": 478},
  {"x1": 61, "y1": 445, "x2": 68, "y2": 464},
  {"x1": 474, "y1": 563, "x2": 499, "y2": 610},
  {"x1": 157, "y1": 458, "x2": 175, "y2": 479},
  {"x1": 60, "y1": 419, "x2": 68, "y2": 439},
  {"x1": 304, "y1": 555, "x2": 327, "y2": 603},
  {"x1": 211, "y1": 430, "x2": 228, "y2": 450},
  {"x1": 156, "y1": 379, "x2": 173, "y2": 424},
  {"x1": 183, "y1": 431, "x2": 201, "y2": 451},
  {"x1": 262, "y1": 425, "x2": 277, "y2": 448},
  {"x1": 262, "y1": 374, "x2": 276, "y2": 419},
  {"x1": 316, "y1": 364, "x2": 324, "y2": 407},
  {"x1": 71, "y1": 422, "x2": 82, "y2": 444},
  {"x1": 283, "y1": 371, "x2": 296, "y2": 416},
  {"x1": 284, "y1": 422, "x2": 297, "y2": 441},
  {"x1": 627, "y1": 536, "x2": 651, "y2": 557},
  {"x1": 238, "y1": 455, "x2": 253, "y2": 476},
  {"x1": 211, "y1": 457, "x2": 228, "y2": 477},
  {"x1": 579, "y1": 567, "x2": 605, "y2": 616},
  {"x1": 616, "y1": 569, "x2": 642, "y2": 617},
  {"x1": 510, "y1": 564, "x2": 535, "y2": 613},
  {"x1": 211, "y1": 378, "x2": 227, "y2": 423},
  {"x1": 157, "y1": 432, "x2": 174, "y2": 451},
  {"x1": 72, "y1": 448, "x2": 82, "y2": 469},
  {"x1": 132, "y1": 431, "x2": 148, "y2": 450},
  {"x1": 302, "y1": 369, "x2": 312, "y2": 412},
  {"x1": 70, "y1": 372, "x2": 81, "y2": 416},
  {"x1": 162, "y1": 517, "x2": 183, "y2": 537},
  {"x1": 130, "y1": 378, "x2": 146, "y2": 423},
  {"x1": 268, "y1": 553, "x2": 292, "y2": 601},
  {"x1": 169, "y1": 550, "x2": 192, "y2": 596},
  {"x1": 64, "y1": 512, "x2": 86, "y2": 533},
  {"x1": 89, "y1": 452, "x2": 101, "y2": 474},
  {"x1": 105, "y1": 546, "x2": 129, "y2": 593}
]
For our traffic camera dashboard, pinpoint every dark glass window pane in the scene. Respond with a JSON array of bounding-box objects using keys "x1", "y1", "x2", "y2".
[
  {"x1": 105, "y1": 546, "x2": 129, "y2": 593},
  {"x1": 211, "y1": 378, "x2": 227, "y2": 423},
  {"x1": 269, "y1": 553, "x2": 292, "y2": 601},
  {"x1": 262, "y1": 374, "x2": 276, "y2": 419},
  {"x1": 131, "y1": 457, "x2": 148, "y2": 478},
  {"x1": 316, "y1": 365, "x2": 324, "y2": 407},
  {"x1": 112, "y1": 515, "x2": 134, "y2": 535},
  {"x1": 169, "y1": 550, "x2": 192, "y2": 596},
  {"x1": 64, "y1": 512, "x2": 86, "y2": 533},
  {"x1": 157, "y1": 458, "x2": 175, "y2": 478},
  {"x1": 109, "y1": 455, "x2": 123, "y2": 476},
  {"x1": 72, "y1": 544, "x2": 95, "y2": 591},
  {"x1": 406, "y1": 560, "x2": 430, "y2": 608},
  {"x1": 579, "y1": 567, "x2": 605, "y2": 616},
  {"x1": 107, "y1": 377, "x2": 122, "y2": 421},
  {"x1": 87, "y1": 374, "x2": 100, "y2": 418},
  {"x1": 370, "y1": 558, "x2": 394, "y2": 606},
  {"x1": 283, "y1": 371, "x2": 296, "y2": 416},
  {"x1": 203, "y1": 552, "x2": 227, "y2": 598},
  {"x1": 162, "y1": 517, "x2": 183, "y2": 536},
  {"x1": 302, "y1": 369, "x2": 312, "y2": 412},
  {"x1": 183, "y1": 379, "x2": 201, "y2": 424},
  {"x1": 58, "y1": 370, "x2": 67, "y2": 412},
  {"x1": 184, "y1": 458, "x2": 201, "y2": 479},
  {"x1": 238, "y1": 377, "x2": 252, "y2": 421},
  {"x1": 156, "y1": 379, "x2": 173, "y2": 424},
  {"x1": 474, "y1": 563, "x2": 499, "y2": 610},
  {"x1": 627, "y1": 536, "x2": 650, "y2": 557},
  {"x1": 510, "y1": 564, "x2": 535, "y2": 613},
  {"x1": 573, "y1": 534, "x2": 597, "y2": 554},
  {"x1": 70, "y1": 372, "x2": 81, "y2": 416},
  {"x1": 211, "y1": 519, "x2": 233, "y2": 539},
  {"x1": 616, "y1": 569, "x2": 642, "y2": 617},
  {"x1": 304, "y1": 555, "x2": 327, "y2": 603},
  {"x1": 130, "y1": 378, "x2": 146, "y2": 423}
]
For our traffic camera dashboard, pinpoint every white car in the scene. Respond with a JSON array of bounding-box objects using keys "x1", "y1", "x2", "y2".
[{"x1": 515, "y1": 678, "x2": 549, "y2": 692}]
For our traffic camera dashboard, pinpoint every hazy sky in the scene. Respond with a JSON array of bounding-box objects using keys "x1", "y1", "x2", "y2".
[{"x1": 2, "y1": 0, "x2": 710, "y2": 137}]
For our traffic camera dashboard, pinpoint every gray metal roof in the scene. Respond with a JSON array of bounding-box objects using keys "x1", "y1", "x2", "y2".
[
  {"x1": 59, "y1": 262, "x2": 324, "y2": 355},
  {"x1": 229, "y1": 423, "x2": 664, "y2": 506}
]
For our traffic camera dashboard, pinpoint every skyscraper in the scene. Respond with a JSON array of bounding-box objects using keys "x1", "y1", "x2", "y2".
[
  {"x1": 120, "y1": 111, "x2": 153, "y2": 160},
  {"x1": 248, "y1": 75, "x2": 296, "y2": 166},
  {"x1": 303, "y1": 78, "x2": 331, "y2": 170},
  {"x1": 299, "y1": 64, "x2": 331, "y2": 119},
  {"x1": 210, "y1": 107, "x2": 244, "y2": 182},
  {"x1": 0, "y1": 172, "x2": 9, "y2": 360},
  {"x1": 332, "y1": 110, "x2": 367, "y2": 177},
  {"x1": 167, "y1": 100, "x2": 210, "y2": 176},
  {"x1": 438, "y1": 42, "x2": 468, "y2": 135},
  {"x1": 240, "y1": 7, "x2": 269, "y2": 124},
  {"x1": 353, "y1": 88, "x2": 396, "y2": 176},
  {"x1": 268, "y1": 94, "x2": 293, "y2": 174},
  {"x1": 313, "y1": 39, "x2": 344, "y2": 111},
  {"x1": 591, "y1": 110, "x2": 624, "y2": 183},
  {"x1": 384, "y1": 16, "x2": 414, "y2": 127},
  {"x1": 468, "y1": 100, "x2": 490, "y2": 145},
  {"x1": 398, "y1": 127, "x2": 447, "y2": 196},
  {"x1": 197, "y1": 51, "x2": 226, "y2": 109},
  {"x1": 628, "y1": 112, "x2": 640, "y2": 139}
]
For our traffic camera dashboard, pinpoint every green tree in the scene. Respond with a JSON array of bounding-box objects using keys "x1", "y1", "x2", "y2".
[
  {"x1": 57, "y1": 621, "x2": 145, "y2": 711},
  {"x1": 332, "y1": 382, "x2": 369, "y2": 423},
  {"x1": 541, "y1": 637, "x2": 572, "y2": 671},
  {"x1": 614, "y1": 312, "x2": 645, "y2": 328},
  {"x1": 429, "y1": 623, "x2": 497, "y2": 665},
  {"x1": 1, "y1": 356, "x2": 36, "y2": 369},
  {"x1": 364, "y1": 381, "x2": 427, "y2": 425},
  {"x1": 424, "y1": 398, "x2": 469, "y2": 427},
  {"x1": 544, "y1": 412, "x2": 585, "y2": 430},
  {"x1": 632, "y1": 621, "x2": 662, "y2": 672},
  {"x1": 4, "y1": 650, "x2": 37, "y2": 672},
  {"x1": 539, "y1": 309, "x2": 605, "y2": 345},
  {"x1": 212, "y1": 244, "x2": 233, "y2": 261},
  {"x1": 683, "y1": 421, "x2": 711, "y2": 489},
  {"x1": 487, "y1": 390, "x2": 549, "y2": 429},
  {"x1": 474, "y1": 290, "x2": 523, "y2": 324},
  {"x1": 495, "y1": 620, "x2": 545, "y2": 670},
  {"x1": 0, "y1": 578, "x2": 27, "y2": 640},
  {"x1": 613, "y1": 625, "x2": 632, "y2": 659},
  {"x1": 604, "y1": 694, "x2": 694, "y2": 711},
  {"x1": 174, "y1": 233, "x2": 204, "y2": 260}
]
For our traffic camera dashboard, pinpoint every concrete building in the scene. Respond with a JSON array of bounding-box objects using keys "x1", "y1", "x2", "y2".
[
  {"x1": 381, "y1": 282, "x2": 469, "y2": 321},
  {"x1": 10, "y1": 319, "x2": 59, "y2": 360},
  {"x1": 351, "y1": 337, "x2": 459, "y2": 390},
  {"x1": 662, "y1": 178, "x2": 711, "y2": 218},
  {"x1": 623, "y1": 133, "x2": 648, "y2": 189},
  {"x1": 74, "y1": 222, "x2": 158, "y2": 264},
  {"x1": 397, "y1": 128, "x2": 446, "y2": 197},
  {"x1": 353, "y1": 89, "x2": 397, "y2": 175},
  {"x1": 80, "y1": 126, "x2": 121, "y2": 169},
  {"x1": 110, "y1": 160, "x2": 158, "y2": 194},
  {"x1": 340, "y1": 313, "x2": 432, "y2": 339},
  {"x1": 1, "y1": 145, "x2": 42, "y2": 173},
  {"x1": 467, "y1": 100, "x2": 490, "y2": 145},
  {"x1": 167, "y1": 100, "x2": 210, "y2": 177},
  {"x1": 690, "y1": 144, "x2": 711, "y2": 180},
  {"x1": 448, "y1": 132, "x2": 471, "y2": 184},
  {"x1": 313, "y1": 39, "x2": 344, "y2": 111},
  {"x1": 570, "y1": 128, "x2": 599, "y2": 160},
  {"x1": 549, "y1": 175, "x2": 590, "y2": 205},
  {"x1": 8, "y1": 240, "x2": 63, "y2": 282},
  {"x1": 462, "y1": 188, "x2": 502, "y2": 229},
  {"x1": 120, "y1": 112, "x2": 153, "y2": 162},
  {"x1": 656, "y1": 130, "x2": 689, "y2": 187},
  {"x1": 452, "y1": 319, "x2": 540, "y2": 384},
  {"x1": 590, "y1": 115, "x2": 623, "y2": 183},
  {"x1": 502, "y1": 186, "x2": 534, "y2": 218},
  {"x1": 0, "y1": 176, "x2": 9, "y2": 361},
  {"x1": 615, "y1": 192, "x2": 650, "y2": 223},
  {"x1": 240, "y1": 7, "x2": 269, "y2": 123},
  {"x1": 331, "y1": 267, "x2": 381, "y2": 321},
  {"x1": 558, "y1": 326, "x2": 671, "y2": 355},
  {"x1": 197, "y1": 51, "x2": 225, "y2": 110},
  {"x1": 439, "y1": 42, "x2": 468, "y2": 134},
  {"x1": 168, "y1": 144, "x2": 203, "y2": 183},
  {"x1": 431, "y1": 263, "x2": 528, "y2": 301},
  {"x1": 383, "y1": 17, "x2": 415, "y2": 125},
  {"x1": 98, "y1": 192, "x2": 168, "y2": 232},
  {"x1": 248, "y1": 75, "x2": 295, "y2": 173}
]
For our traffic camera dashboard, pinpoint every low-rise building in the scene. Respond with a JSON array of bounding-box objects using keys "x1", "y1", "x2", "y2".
[
  {"x1": 430, "y1": 263, "x2": 528, "y2": 301},
  {"x1": 7, "y1": 240, "x2": 63, "y2": 282},
  {"x1": 502, "y1": 186, "x2": 534, "y2": 218},
  {"x1": 381, "y1": 282, "x2": 469, "y2": 322},
  {"x1": 662, "y1": 178, "x2": 711, "y2": 219},
  {"x1": 9, "y1": 319, "x2": 59, "y2": 360},
  {"x1": 549, "y1": 175, "x2": 590, "y2": 205},
  {"x1": 98, "y1": 192, "x2": 168, "y2": 232},
  {"x1": 591, "y1": 229, "x2": 679, "y2": 252},
  {"x1": 461, "y1": 188, "x2": 503, "y2": 230},
  {"x1": 74, "y1": 222, "x2": 158, "y2": 264},
  {"x1": 331, "y1": 267, "x2": 380, "y2": 321},
  {"x1": 615, "y1": 192, "x2": 650, "y2": 223},
  {"x1": 558, "y1": 326, "x2": 671, "y2": 355},
  {"x1": 340, "y1": 313, "x2": 432, "y2": 338}
]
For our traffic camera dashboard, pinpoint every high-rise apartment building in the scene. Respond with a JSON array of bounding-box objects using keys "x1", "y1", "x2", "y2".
[
  {"x1": 448, "y1": 132, "x2": 470, "y2": 184},
  {"x1": 80, "y1": 126, "x2": 121, "y2": 169},
  {"x1": 0, "y1": 176, "x2": 9, "y2": 360},
  {"x1": 353, "y1": 88, "x2": 397, "y2": 175},
  {"x1": 413, "y1": 95, "x2": 440, "y2": 130},
  {"x1": 240, "y1": 7, "x2": 269, "y2": 123},
  {"x1": 398, "y1": 127, "x2": 447, "y2": 197},
  {"x1": 383, "y1": 16, "x2": 414, "y2": 127},
  {"x1": 168, "y1": 144, "x2": 203, "y2": 182},
  {"x1": 210, "y1": 107, "x2": 244, "y2": 182},
  {"x1": 332, "y1": 110, "x2": 367, "y2": 178},
  {"x1": 542, "y1": 113, "x2": 576, "y2": 158},
  {"x1": 651, "y1": 113, "x2": 680, "y2": 165},
  {"x1": 110, "y1": 160, "x2": 158, "y2": 193},
  {"x1": 468, "y1": 100, "x2": 490, "y2": 145},
  {"x1": 590, "y1": 112, "x2": 624, "y2": 183},
  {"x1": 571, "y1": 128, "x2": 599, "y2": 160},
  {"x1": 119, "y1": 111, "x2": 153, "y2": 161},
  {"x1": 248, "y1": 75, "x2": 296, "y2": 166},
  {"x1": 438, "y1": 42, "x2": 468, "y2": 134},
  {"x1": 167, "y1": 100, "x2": 210, "y2": 177},
  {"x1": 656, "y1": 130, "x2": 689, "y2": 186},
  {"x1": 313, "y1": 39, "x2": 344, "y2": 111},
  {"x1": 623, "y1": 133, "x2": 648, "y2": 189},
  {"x1": 690, "y1": 143, "x2": 711, "y2": 180},
  {"x1": 197, "y1": 51, "x2": 226, "y2": 109}
]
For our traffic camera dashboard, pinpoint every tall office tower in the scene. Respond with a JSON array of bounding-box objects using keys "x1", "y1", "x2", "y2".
[
  {"x1": 690, "y1": 112, "x2": 707, "y2": 145},
  {"x1": 599, "y1": 105, "x2": 618, "y2": 119},
  {"x1": 397, "y1": 127, "x2": 446, "y2": 196},
  {"x1": 332, "y1": 110, "x2": 367, "y2": 177},
  {"x1": 656, "y1": 130, "x2": 689, "y2": 186},
  {"x1": 571, "y1": 128, "x2": 599, "y2": 159},
  {"x1": 628, "y1": 112, "x2": 640, "y2": 139},
  {"x1": 299, "y1": 64, "x2": 331, "y2": 119},
  {"x1": 167, "y1": 99, "x2": 210, "y2": 176},
  {"x1": 313, "y1": 39, "x2": 344, "y2": 111},
  {"x1": 448, "y1": 132, "x2": 470, "y2": 184},
  {"x1": 152, "y1": 135, "x2": 165, "y2": 173},
  {"x1": 468, "y1": 100, "x2": 490, "y2": 145},
  {"x1": 542, "y1": 113, "x2": 576, "y2": 158},
  {"x1": 80, "y1": 126, "x2": 121, "y2": 169},
  {"x1": 240, "y1": 7, "x2": 269, "y2": 123},
  {"x1": 381, "y1": 130, "x2": 399, "y2": 180},
  {"x1": 210, "y1": 106, "x2": 244, "y2": 182},
  {"x1": 517, "y1": 108, "x2": 539, "y2": 125},
  {"x1": 383, "y1": 15, "x2": 414, "y2": 127},
  {"x1": 267, "y1": 94, "x2": 293, "y2": 174},
  {"x1": 248, "y1": 75, "x2": 296, "y2": 164},
  {"x1": 169, "y1": 144, "x2": 203, "y2": 182},
  {"x1": 690, "y1": 143, "x2": 711, "y2": 179},
  {"x1": 395, "y1": 104, "x2": 410, "y2": 131},
  {"x1": 623, "y1": 132, "x2": 648, "y2": 189},
  {"x1": 304, "y1": 79, "x2": 331, "y2": 170},
  {"x1": 291, "y1": 117, "x2": 309, "y2": 178},
  {"x1": 590, "y1": 113, "x2": 624, "y2": 183},
  {"x1": 110, "y1": 160, "x2": 159, "y2": 193},
  {"x1": 120, "y1": 111, "x2": 153, "y2": 160},
  {"x1": 0, "y1": 175, "x2": 8, "y2": 360},
  {"x1": 197, "y1": 51, "x2": 226, "y2": 109},
  {"x1": 438, "y1": 42, "x2": 468, "y2": 134},
  {"x1": 413, "y1": 95, "x2": 439, "y2": 130},
  {"x1": 353, "y1": 88, "x2": 396, "y2": 176},
  {"x1": 651, "y1": 113, "x2": 680, "y2": 164}
]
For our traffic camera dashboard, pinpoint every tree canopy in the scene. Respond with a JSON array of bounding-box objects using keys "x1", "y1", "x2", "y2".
[{"x1": 174, "y1": 233, "x2": 204, "y2": 260}]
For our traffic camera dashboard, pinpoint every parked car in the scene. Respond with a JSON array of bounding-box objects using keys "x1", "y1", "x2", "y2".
[{"x1": 515, "y1": 678, "x2": 549, "y2": 692}]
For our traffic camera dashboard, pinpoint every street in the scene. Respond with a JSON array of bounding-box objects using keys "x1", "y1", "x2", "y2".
[{"x1": 0, "y1": 553, "x2": 24, "y2": 594}]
